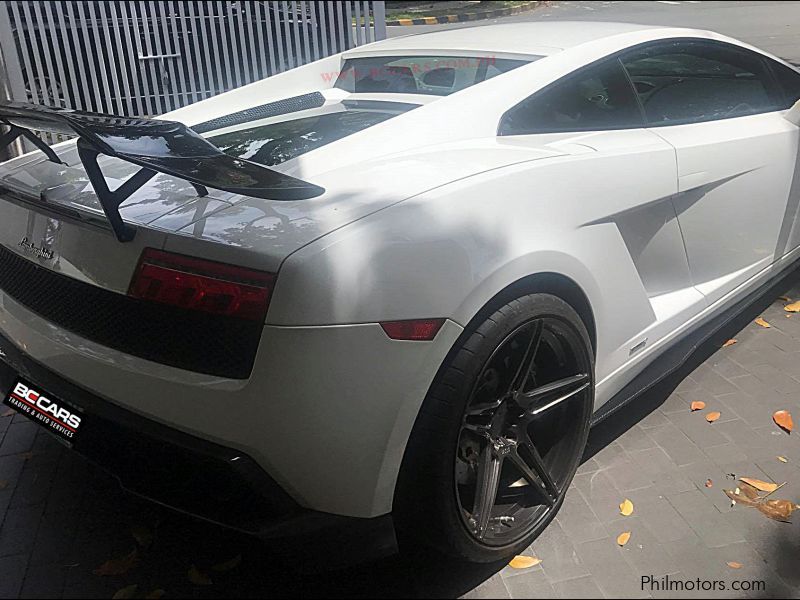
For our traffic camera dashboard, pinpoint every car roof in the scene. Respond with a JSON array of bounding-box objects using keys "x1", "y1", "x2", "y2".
[{"x1": 345, "y1": 21, "x2": 679, "y2": 59}]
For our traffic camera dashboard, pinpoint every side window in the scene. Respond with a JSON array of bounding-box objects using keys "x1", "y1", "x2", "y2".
[
  {"x1": 499, "y1": 59, "x2": 643, "y2": 135},
  {"x1": 769, "y1": 60, "x2": 800, "y2": 107},
  {"x1": 621, "y1": 41, "x2": 782, "y2": 126}
]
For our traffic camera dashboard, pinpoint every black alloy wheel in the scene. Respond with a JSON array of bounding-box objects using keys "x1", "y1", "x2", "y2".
[
  {"x1": 455, "y1": 316, "x2": 592, "y2": 545},
  {"x1": 395, "y1": 293, "x2": 594, "y2": 562}
]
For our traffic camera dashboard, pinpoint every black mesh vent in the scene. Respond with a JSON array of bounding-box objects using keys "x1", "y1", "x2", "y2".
[
  {"x1": 192, "y1": 92, "x2": 326, "y2": 134},
  {"x1": 0, "y1": 244, "x2": 262, "y2": 379}
]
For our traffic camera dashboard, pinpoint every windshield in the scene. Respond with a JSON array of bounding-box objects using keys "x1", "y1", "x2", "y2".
[
  {"x1": 210, "y1": 101, "x2": 417, "y2": 167},
  {"x1": 334, "y1": 55, "x2": 534, "y2": 96}
]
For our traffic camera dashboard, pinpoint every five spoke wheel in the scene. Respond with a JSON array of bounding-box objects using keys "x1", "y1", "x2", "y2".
[{"x1": 456, "y1": 317, "x2": 592, "y2": 545}]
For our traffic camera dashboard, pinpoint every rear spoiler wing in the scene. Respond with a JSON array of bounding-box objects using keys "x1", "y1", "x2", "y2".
[{"x1": 0, "y1": 102, "x2": 324, "y2": 242}]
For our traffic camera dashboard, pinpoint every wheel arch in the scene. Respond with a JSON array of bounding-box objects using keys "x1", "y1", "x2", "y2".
[
  {"x1": 481, "y1": 272, "x2": 596, "y2": 354},
  {"x1": 457, "y1": 271, "x2": 597, "y2": 356}
]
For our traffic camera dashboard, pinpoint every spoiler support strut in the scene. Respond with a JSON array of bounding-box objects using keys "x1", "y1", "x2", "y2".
[
  {"x1": 0, "y1": 102, "x2": 325, "y2": 243},
  {"x1": 0, "y1": 125, "x2": 64, "y2": 166}
]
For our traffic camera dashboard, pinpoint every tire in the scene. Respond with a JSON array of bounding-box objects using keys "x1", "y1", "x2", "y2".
[{"x1": 394, "y1": 293, "x2": 594, "y2": 563}]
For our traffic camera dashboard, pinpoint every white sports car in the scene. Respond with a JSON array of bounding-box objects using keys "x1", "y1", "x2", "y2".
[{"x1": 1, "y1": 21, "x2": 800, "y2": 563}]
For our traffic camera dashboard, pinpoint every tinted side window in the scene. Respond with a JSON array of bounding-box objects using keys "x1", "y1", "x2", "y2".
[
  {"x1": 770, "y1": 60, "x2": 800, "y2": 107},
  {"x1": 621, "y1": 41, "x2": 781, "y2": 125},
  {"x1": 499, "y1": 59, "x2": 643, "y2": 135}
]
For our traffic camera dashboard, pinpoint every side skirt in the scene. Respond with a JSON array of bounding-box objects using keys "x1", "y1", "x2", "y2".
[{"x1": 591, "y1": 261, "x2": 800, "y2": 426}]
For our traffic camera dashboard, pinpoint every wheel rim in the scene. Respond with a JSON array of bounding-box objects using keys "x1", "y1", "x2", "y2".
[{"x1": 454, "y1": 316, "x2": 592, "y2": 546}]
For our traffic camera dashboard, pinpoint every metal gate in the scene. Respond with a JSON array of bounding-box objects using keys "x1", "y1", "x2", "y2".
[{"x1": 0, "y1": 1, "x2": 386, "y2": 148}]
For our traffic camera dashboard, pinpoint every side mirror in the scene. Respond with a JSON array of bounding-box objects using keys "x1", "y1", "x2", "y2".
[{"x1": 785, "y1": 98, "x2": 800, "y2": 127}]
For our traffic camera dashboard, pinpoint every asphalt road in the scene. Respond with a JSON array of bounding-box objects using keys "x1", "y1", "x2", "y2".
[{"x1": 388, "y1": 0, "x2": 800, "y2": 64}]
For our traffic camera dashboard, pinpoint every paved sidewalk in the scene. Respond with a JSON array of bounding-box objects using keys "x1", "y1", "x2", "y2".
[{"x1": 1, "y1": 279, "x2": 800, "y2": 598}]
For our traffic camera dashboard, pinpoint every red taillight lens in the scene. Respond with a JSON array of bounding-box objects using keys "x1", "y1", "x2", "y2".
[
  {"x1": 129, "y1": 248, "x2": 276, "y2": 322},
  {"x1": 380, "y1": 319, "x2": 445, "y2": 341}
]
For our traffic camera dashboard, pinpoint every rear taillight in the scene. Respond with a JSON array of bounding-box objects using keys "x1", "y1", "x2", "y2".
[{"x1": 129, "y1": 248, "x2": 276, "y2": 322}]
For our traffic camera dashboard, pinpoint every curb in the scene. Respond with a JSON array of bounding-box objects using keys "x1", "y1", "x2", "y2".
[{"x1": 386, "y1": 1, "x2": 542, "y2": 27}]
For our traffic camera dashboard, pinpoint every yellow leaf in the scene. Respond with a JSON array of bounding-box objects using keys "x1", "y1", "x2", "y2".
[
  {"x1": 705, "y1": 479, "x2": 713, "y2": 488},
  {"x1": 509, "y1": 555, "x2": 542, "y2": 569},
  {"x1": 779, "y1": 296, "x2": 792, "y2": 302},
  {"x1": 739, "y1": 477, "x2": 779, "y2": 493},
  {"x1": 706, "y1": 411, "x2": 721, "y2": 423},
  {"x1": 690, "y1": 401, "x2": 706, "y2": 411},
  {"x1": 617, "y1": 531, "x2": 631, "y2": 546},
  {"x1": 727, "y1": 561, "x2": 743, "y2": 569},
  {"x1": 773, "y1": 410, "x2": 794, "y2": 433},
  {"x1": 145, "y1": 590, "x2": 166, "y2": 600},
  {"x1": 722, "y1": 339, "x2": 737, "y2": 347},
  {"x1": 112, "y1": 585, "x2": 138, "y2": 600},
  {"x1": 188, "y1": 565, "x2": 213, "y2": 586},
  {"x1": 619, "y1": 498, "x2": 634, "y2": 516},
  {"x1": 212, "y1": 554, "x2": 242, "y2": 573},
  {"x1": 93, "y1": 549, "x2": 139, "y2": 576},
  {"x1": 755, "y1": 317, "x2": 771, "y2": 328},
  {"x1": 777, "y1": 456, "x2": 789, "y2": 463},
  {"x1": 785, "y1": 301, "x2": 800, "y2": 312}
]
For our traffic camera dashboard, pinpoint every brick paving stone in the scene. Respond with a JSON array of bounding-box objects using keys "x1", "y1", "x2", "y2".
[
  {"x1": 0, "y1": 554, "x2": 28, "y2": 598},
  {"x1": 667, "y1": 490, "x2": 746, "y2": 549},
  {"x1": 574, "y1": 537, "x2": 651, "y2": 599},
  {"x1": 552, "y1": 575, "x2": 605, "y2": 599}
]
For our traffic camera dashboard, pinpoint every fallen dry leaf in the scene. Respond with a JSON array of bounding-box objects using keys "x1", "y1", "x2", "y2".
[
  {"x1": 19, "y1": 452, "x2": 35, "y2": 461},
  {"x1": 188, "y1": 565, "x2": 213, "y2": 586},
  {"x1": 619, "y1": 498, "x2": 634, "y2": 516},
  {"x1": 787, "y1": 314, "x2": 793, "y2": 318},
  {"x1": 145, "y1": 590, "x2": 166, "y2": 600},
  {"x1": 779, "y1": 295, "x2": 792, "y2": 302},
  {"x1": 705, "y1": 479, "x2": 713, "y2": 488},
  {"x1": 777, "y1": 456, "x2": 789, "y2": 463},
  {"x1": 757, "y1": 499, "x2": 797, "y2": 523},
  {"x1": 706, "y1": 411, "x2": 721, "y2": 423},
  {"x1": 727, "y1": 561, "x2": 743, "y2": 569},
  {"x1": 212, "y1": 554, "x2": 242, "y2": 573},
  {"x1": 112, "y1": 585, "x2": 138, "y2": 600},
  {"x1": 773, "y1": 410, "x2": 794, "y2": 433},
  {"x1": 131, "y1": 525, "x2": 154, "y2": 549},
  {"x1": 755, "y1": 317, "x2": 771, "y2": 328},
  {"x1": 785, "y1": 301, "x2": 800, "y2": 312},
  {"x1": 725, "y1": 488, "x2": 760, "y2": 508},
  {"x1": 722, "y1": 339, "x2": 737, "y2": 348},
  {"x1": 509, "y1": 555, "x2": 542, "y2": 569},
  {"x1": 739, "y1": 478, "x2": 779, "y2": 493},
  {"x1": 94, "y1": 549, "x2": 139, "y2": 576},
  {"x1": 617, "y1": 531, "x2": 631, "y2": 546},
  {"x1": 738, "y1": 481, "x2": 760, "y2": 500},
  {"x1": 690, "y1": 401, "x2": 706, "y2": 411}
]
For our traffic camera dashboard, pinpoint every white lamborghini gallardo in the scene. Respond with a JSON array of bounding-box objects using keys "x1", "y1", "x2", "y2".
[{"x1": 1, "y1": 21, "x2": 800, "y2": 562}]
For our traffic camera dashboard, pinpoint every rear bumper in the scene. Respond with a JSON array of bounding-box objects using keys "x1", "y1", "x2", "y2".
[{"x1": 0, "y1": 329, "x2": 394, "y2": 546}]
